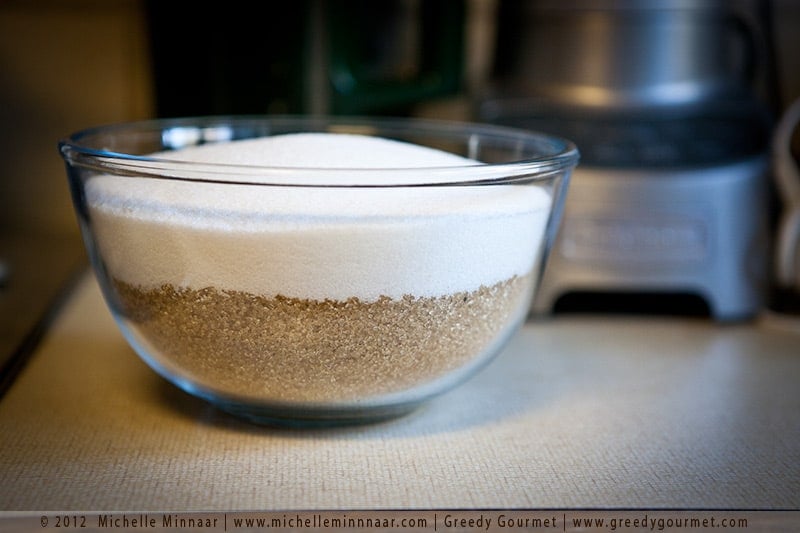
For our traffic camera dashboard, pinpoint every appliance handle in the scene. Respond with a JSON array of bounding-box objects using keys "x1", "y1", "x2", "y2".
[{"x1": 772, "y1": 96, "x2": 800, "y2": 288}]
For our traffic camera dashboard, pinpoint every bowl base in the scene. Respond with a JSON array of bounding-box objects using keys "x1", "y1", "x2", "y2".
[{"x1": 208, "y1": 396, "x2": 423, "y2": 428}]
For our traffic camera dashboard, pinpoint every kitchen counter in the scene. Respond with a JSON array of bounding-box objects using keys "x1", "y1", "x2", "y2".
[{"x1": 0, "y1": 271, "x2": 799, "y2": 513}]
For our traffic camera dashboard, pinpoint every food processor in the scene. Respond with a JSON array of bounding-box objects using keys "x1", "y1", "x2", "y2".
[{"x1": 480, "y1": 0, "x2": 774, "y2": 320}]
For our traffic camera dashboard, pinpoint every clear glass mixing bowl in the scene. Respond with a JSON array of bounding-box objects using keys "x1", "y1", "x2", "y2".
[{"x1": 59, "y1": 116, "x2": 578, "y2": 426}]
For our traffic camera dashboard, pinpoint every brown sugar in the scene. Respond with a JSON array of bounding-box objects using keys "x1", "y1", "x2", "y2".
[{"x1": 112, "y1": 273, "x2": 532, "y2": 404}]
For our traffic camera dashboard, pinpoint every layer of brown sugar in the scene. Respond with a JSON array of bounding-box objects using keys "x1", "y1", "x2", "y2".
[{"x1": 112, "y1": 274, "x2": 532, "y2": 403}]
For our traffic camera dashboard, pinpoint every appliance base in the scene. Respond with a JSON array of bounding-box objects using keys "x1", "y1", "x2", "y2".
[{"x1": 532, "y1": 155, "x2": 770, "y2": 321}]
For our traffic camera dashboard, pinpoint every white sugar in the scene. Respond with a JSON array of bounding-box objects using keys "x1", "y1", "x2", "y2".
[
  {"x1": 157, "y1": 132, "x2": 478, "y2": 169},
  {"x1": 86, "y1": 133, "x2": 552, "y2": 301}
]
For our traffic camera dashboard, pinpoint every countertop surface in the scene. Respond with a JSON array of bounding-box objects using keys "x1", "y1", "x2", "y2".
[{"x1": 1, "y1": 271, "x2": 799, "y2": 512}]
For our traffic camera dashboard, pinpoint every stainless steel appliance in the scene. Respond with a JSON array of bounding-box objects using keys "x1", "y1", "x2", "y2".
[{"x1": 480, "y1": 0, "x2": 774, "y2": 320}]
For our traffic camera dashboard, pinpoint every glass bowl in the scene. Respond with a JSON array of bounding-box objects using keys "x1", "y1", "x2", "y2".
[{"x1": 59, "y1": 116, "x2": 578, "y2": 426}]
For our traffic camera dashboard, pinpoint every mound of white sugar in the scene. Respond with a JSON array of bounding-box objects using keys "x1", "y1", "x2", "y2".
[
  {"x1": 86, "y1": 133, "x2": 552, "y2": 301},
  {"x1": 156, "y1": 132, "x2": 479, "y2": 170}
]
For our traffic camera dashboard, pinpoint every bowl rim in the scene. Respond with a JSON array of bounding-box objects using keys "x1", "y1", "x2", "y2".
[{"x1": 59, "y1": 115, "x2": 580, "y2": 187}]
